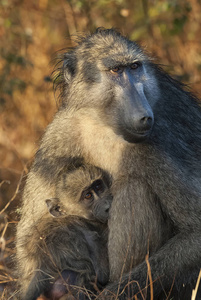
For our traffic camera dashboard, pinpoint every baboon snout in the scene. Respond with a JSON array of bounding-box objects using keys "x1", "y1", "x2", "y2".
[
  {"x1": 118, "y1": 111, "x2": 154, "y2": 143},
  {"x1": 137, "y1": 115, "x2": 153, "y2": 132},
  {"x1": 130, "y1": 111, "x2": 154, "y2": 134}
]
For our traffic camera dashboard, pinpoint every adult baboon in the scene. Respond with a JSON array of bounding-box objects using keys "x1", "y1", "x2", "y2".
[
  {"x1": 21, "y1": 165, "x2": 112, "y2": 300},
  {"x1": 17, "y1": 28, "x2": 201, "y2": 299}
]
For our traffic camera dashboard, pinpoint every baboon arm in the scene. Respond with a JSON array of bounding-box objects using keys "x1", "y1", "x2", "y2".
[
  {"x1": 108, "y1": 177, "x2": 167, "y2": 282},
  {"x1": 105, "y1": 231, "x2": 201, "y2": 299}
]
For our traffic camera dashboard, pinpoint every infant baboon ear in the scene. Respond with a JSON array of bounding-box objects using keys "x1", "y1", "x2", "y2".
[{"x1": 46, "y1": 198, "x2": 65, "y2": 217}]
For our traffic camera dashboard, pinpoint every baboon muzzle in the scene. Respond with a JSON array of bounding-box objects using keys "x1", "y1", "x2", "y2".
[{"x1": 118, "y1": 84, "x2": 154, "y2": 143}]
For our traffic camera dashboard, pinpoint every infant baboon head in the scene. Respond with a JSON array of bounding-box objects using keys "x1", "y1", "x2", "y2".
[{"x1": 46, "y1": 165, "x2": 112, "y2": 223}]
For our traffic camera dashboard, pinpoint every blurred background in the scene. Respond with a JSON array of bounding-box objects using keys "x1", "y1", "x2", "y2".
[{"x1": 0, "y1": 0, "x2": 201, "y2": 298}]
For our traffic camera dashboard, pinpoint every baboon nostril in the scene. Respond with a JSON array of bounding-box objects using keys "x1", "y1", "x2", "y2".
[
  {"x1": 141, "y1": 116, "x2": 152, "y2": 121},
  {"x1": 139, "y1": 116, "x2": 153, "y2": 131},
  {"x1": 141, "y1": 116, "x2": 152, "y2": 123}
]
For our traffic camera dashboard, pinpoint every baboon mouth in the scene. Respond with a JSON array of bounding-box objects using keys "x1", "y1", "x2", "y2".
[{"x1": 120, "y1": 128, "x2": 152, "y2": 143}]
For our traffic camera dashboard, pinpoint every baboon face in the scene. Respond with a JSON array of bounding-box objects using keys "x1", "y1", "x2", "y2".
[
  {"x1": 61, "y1": 29, "x2": 159, "y2": 143},
  {"x1": 79, "y1": 177, "x2": 112, "y2": 223},
  {"x1": 46, "y1": 166, "x2": 112, "y2": 223}
]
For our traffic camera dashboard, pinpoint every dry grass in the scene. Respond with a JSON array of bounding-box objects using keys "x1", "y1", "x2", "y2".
[{"x1": 0, "y1": 182, "x2": 20, "y2": 300}]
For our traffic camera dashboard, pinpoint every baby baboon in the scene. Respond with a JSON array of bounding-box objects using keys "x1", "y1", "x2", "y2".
[
  {"x1": 17, "y1": 28, "x2": 201, "y2": 299},
  {"x1": 22, "y1": 165, "x2": 112, "y2": 300}
]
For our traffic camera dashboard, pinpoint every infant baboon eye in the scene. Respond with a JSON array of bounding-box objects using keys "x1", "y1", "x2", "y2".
[
  {"x1": 93, "y1": 180, "x2": 104, "y2": 193},
  {"x1": 81, "y1": 190, "x2": 94, "y2": 202},
  {"x1": 85, "y1": 192, "x2": 93, "y2": 200},
  {"x1": 130, "y1": 62, "x2": 140, "y2": 70}
]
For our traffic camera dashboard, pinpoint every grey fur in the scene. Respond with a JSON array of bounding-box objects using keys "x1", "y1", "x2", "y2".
[{"x1": 16, "y1": 28, "x2": 201, "y2": 299}]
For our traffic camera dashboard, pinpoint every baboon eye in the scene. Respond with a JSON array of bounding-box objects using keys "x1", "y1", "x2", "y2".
[
  {"x1": 81, "y1": 190, "x2": 94, "y2": 202},
  {"x1": 110, "y1": 67, "x2": 122, "y2": 74},
  {"x1": 85, "y1": 192, "x2": 93, "y2": 200},
  {"x1": 93, "y1": 180, "x2": 104, "y2": 193},
  {"x1": 130, "y1": 62, "x2": 140, "y2": 70}
]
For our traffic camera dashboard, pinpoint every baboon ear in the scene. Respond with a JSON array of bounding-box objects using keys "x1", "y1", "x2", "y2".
[
  {"x1": 63, "y1": 52, "x2": 77, "y2": 83},
  {"x1": 45, "y1": 198, "x2": 65, "y2": 218}
]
